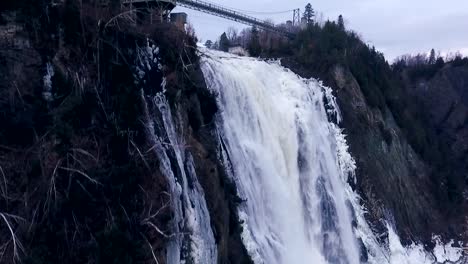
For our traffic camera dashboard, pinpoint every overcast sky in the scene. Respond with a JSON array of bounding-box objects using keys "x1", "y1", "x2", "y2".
[{"x1": 174, "y1": 0, "x2": 468, "y2": 61}]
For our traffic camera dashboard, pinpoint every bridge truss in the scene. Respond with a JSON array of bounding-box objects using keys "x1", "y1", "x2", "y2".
[
  {"x1": 176, "y1": 0, "x2": 296, "y2": 38},
  {"x1": 123, "y1": 0, "x2": 297, "y2": 38}
]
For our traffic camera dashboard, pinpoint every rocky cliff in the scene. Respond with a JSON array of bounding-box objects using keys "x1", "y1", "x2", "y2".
[
  {"x1": 401, "y1": 64, "x2": 468, "y2": 240},
  {"x1": 0, "y1": 1, "x2": 251, "y2": 263},
  {"x1": 403, "y1": 65, "x2": 468, "y2": 180}
]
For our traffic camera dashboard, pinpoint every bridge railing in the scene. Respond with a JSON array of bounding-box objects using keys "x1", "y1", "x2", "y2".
[
  {"x1": 176, "y1": 0, "x2": 295, "y2": 37},
  {"x1": 178, "y1": 0, "x2": 274, "y2": 26},
  {"x1": 121, "y1": 0, "x2": 295, "y2": 37}
]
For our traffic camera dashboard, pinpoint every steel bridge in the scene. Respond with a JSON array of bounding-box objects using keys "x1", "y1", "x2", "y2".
[{"x1": 122, "y1": 0, "x2": 297, "y2": 38}]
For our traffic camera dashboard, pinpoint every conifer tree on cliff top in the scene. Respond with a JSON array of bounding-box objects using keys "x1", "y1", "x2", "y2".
[
  {"x1": 303, "y1": 3, "x2": 315, "y2": 24},
  {"x1": 338, "y1": 15, "x2": 345, "y2": 30}
]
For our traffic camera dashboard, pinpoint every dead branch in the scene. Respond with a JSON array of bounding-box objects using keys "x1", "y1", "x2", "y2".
[
  {"x1": 130, "y1": 140, "x2": 150, "y2": 170},
  {"x1": 44, "y1": 160, "x2": 62, "y2": 214},
  {"x1": 144, "y1": 221, "x2": 171, "y2": 238},
  {"x1": 104, "y1": 9, "x2": 140, "y2": 29},
  {"x1": 0, "y1": 213, "x2": 25, "y2": 262},
  {"x1": 141, "y1": 233, "x2": 160, "y2": 264},
  {"x1": 93, "y1": 84, "x2": 110, "y2": 122},
  {"x1": 120, "y1": 204, "x2": 131, "y2": 224},
  {"x1": 145, "y1": 141, "x2": 191, "y2": 154},
  {"x1": 59, "y1": 166, "x2": 102, "y2": 185},
  {"x1": 70, "y1": 148, "x2": 98, "y2": 163},
  {"x1": 76, "y1": 180, "x2": 94, "y2": 200},
  {"x1": 145, "y1": 201, "x2": 169, "y2": 222},
  {"x1": 0, "y1": 166, "x2": 9, "y2": 202}
]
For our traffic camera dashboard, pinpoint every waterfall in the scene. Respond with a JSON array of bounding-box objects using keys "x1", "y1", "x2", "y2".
[
  {"x1": 139, "y1": 45, "x2": 463, "y2": 263},
  {"x1": 198, "y1": 49, "x2": 463, "y2": 264},
  {"x1": 201, "y1": 50, "x2": 361, "y2": 264}
]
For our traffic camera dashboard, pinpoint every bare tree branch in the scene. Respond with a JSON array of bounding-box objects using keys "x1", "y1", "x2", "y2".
[{"x1": 0, "y1": 213, "x2": 25, "y2": 262}]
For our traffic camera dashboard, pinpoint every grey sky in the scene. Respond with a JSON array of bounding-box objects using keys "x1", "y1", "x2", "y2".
[{"x1": 174, "y1": 0, "x2": 468, "y2": 61}]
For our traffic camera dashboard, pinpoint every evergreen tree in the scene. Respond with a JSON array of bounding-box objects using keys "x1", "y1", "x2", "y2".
[
  {"x1": 338, "y1": 15, "x2": 345, "y2": 30},
  {"x1": 435, "y1": 56, "x2": 445, "y2": 67},
  {"x1": 428, "y1": 48, "x2": 436, "y2": 64},
  {"x1": 248, "y1": 26, "x2": 261, "y2": 57},
  {"x1": 219, "y1": 32, "x2": 230, "y2": 52},
  {"x1": 205, "y1": 40, "x2": 213, "y2": 49},
  {"x1": 302, "y1": 3, "x2": 315, "y2": 24}
]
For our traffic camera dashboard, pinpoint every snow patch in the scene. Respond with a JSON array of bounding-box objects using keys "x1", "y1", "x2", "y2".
[{"x1": 134, "y1": 38, "x2": 161, "y2": 84}]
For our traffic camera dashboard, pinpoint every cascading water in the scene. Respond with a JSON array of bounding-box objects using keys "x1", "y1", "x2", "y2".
[
  {"x1": 198, "y1": 49, "x2": 464, "y2": 264},
  {"x1": 139, "y1": 42, "x2": 463, "y2": 263},
  {"x1": 145, "y1": 93, "x2": 217, "y2": 264},
  {"x1": 142, "y1": 92, "x2": 218, "y2": 264},
  {"x1": 137, "y1": 41, "x2": 217, "y2": 264},
  {"x1": 201, "y1": 50, "x2": 363, "y2": 264}
]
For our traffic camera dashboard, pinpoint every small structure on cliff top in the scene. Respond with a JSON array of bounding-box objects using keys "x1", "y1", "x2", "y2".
[
  {"x1": 170, "y1": 12, "x2": 188, "y2": 30},
  {"x1": 122, "y1": 0, "x2": 176, "y2": 24}
]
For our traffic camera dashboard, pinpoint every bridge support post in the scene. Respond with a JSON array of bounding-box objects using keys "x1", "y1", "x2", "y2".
[{"x1": 293, "y1": 9, "x2": 300, "y2": 26}]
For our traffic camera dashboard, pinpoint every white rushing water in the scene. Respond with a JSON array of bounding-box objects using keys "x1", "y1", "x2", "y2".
[
  {"x1": 137, "y1": 40, "x2": 217, "y2": 264},
  {"x1": 143, "y1": 92, "x2": 218, "y2": 264},
  {"x1": 199, "y1": 49, "x2": 464, "y2": 264}
]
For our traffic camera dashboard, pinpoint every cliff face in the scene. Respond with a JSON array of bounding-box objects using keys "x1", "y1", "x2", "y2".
[
  {"x1": 329, "y1": 65, "x2": 442, "y2": 243},
  {"x1": 404, "y1": 65, "x2": 468, "y2": 176},
  {"x1": 401, "y1": 64, "x2": 468, "y2": 239},
  {"x1": 0, "y1": 6, "x2": 171, "y2": 263},
  {"x1": 0, "y1": 2, "x2": 251, "y2": 263}
]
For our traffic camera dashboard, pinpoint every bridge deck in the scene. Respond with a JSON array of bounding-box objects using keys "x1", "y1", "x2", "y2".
[
  {"x1": 177, "y1": 0, "x2": 294, "y2": 37},
  {"x1": 122, "y1": 0, "x2": 295, "y2": 38}
]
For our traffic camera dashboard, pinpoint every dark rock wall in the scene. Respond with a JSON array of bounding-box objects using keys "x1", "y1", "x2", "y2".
[
  {"x1": 0, "y1": 5, "x2": 175, "y2": 263},
  {"x1": 405, "y1": 66, "x2": 468, "y2": 171},
  {"x1": 402, "y1": 65, "x2": 468, "y2": 241},
  {"x1": 330, "y1": 65, "x2": 439, "y2": 243},
  {"x1": 0, "y1": 1, "x2": 253, "y2": 263}
]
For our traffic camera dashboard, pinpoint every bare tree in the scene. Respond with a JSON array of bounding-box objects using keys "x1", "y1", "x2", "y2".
[
  {"x1": 226, "y1": 27, "x2": 239, "y2": 45},
  {"x1": 239, "y1": 28, "x2": 251, "y2": 48},
  {"x1": 315, "y1": 12, "x2": 325, "y2": 27}
]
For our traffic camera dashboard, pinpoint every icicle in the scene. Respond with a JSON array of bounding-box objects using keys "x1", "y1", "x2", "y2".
[{"x1": 42, "y1": 62, "x2": 54, "y2": 102}]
